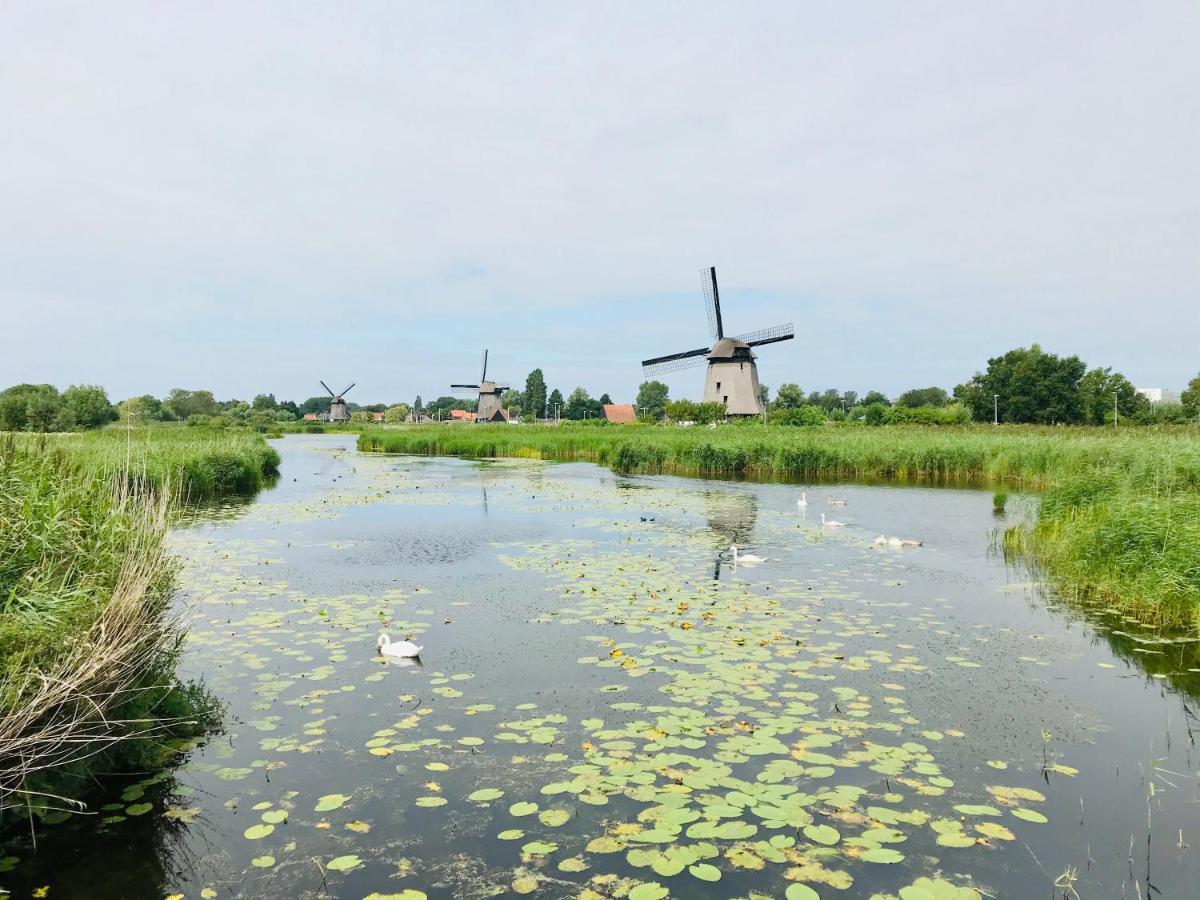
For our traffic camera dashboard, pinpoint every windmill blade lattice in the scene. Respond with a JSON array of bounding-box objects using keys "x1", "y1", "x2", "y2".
[
  {"x1": 733, "y1": 323, "x2": 794, "y2": 348},
  {"x1": 641, "y1": 347, "x2": 711, "y2": 377},
  {"x1": 701, "y1": 267, "x2": 724, "y2": 341}
]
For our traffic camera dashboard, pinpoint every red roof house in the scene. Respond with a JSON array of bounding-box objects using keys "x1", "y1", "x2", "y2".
[{"x1": 603, "y1": 404, "x2": 637, "y2": 423}]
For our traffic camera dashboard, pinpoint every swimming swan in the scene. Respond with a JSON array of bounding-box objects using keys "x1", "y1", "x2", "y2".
[
  {"x1": 377, "y1": 632, "x2": 423, "y2": 658},
  {"x1": 874, "y1": 534, "x2": 887, "y2": 546},
  {"x1": 729, "y1": 544, "x2": 767, "y2": 565},
  {"x1": 820, "y1": 513, "x2": 846, "y2": 528},
  {"x1": 797, "y1": 492, "x2": 808, "y2": 508}
]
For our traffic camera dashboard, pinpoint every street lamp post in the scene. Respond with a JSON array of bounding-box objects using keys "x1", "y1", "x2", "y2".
[
  {"x1": 1114, "y1": 393, "x2": 1119, "y2": 427},
  {"x1": 993, "y1": 394, "x2": 999, "y2": 425}
]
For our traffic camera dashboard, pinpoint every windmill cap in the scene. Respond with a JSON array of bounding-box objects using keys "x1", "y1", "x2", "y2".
[{"x1": 707, "y1": 338, "x2": 756, "y2": 360}]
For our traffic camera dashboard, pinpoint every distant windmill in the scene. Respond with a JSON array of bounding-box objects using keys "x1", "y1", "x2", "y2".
[
  {"x1": 641, "y1": 267, "x2": 794, "y2": 418},
  {"x1": 320, "y1": 380, "x2": 355, "y2": 422},
  {"x1": 451, "y1": 350, "x2": 510, "y2": 422}
]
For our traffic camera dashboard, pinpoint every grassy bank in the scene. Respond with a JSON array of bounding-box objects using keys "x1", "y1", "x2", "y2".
[
  {"x1": 359, "y1": 423, "x2": 1200, "y2": 628},
  {"x1": 0, "y1": 428, "x2": 278, "y2": 823}
]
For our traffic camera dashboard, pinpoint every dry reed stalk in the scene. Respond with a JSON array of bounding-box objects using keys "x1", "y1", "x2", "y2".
[{"x1": 0, "y1": 480, "x2": 187, "y2": 815}]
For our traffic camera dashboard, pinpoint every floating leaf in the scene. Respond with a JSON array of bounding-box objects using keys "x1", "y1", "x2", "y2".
[
  {"x1": 539, "y1": 809, "x2": 570, "y2": 827},
  {"x1": 628, "y1": 883, "x2": 669, "y2": 900},
  {"x1": 861, "y1": 847, "x2": 904, "y2": 863},
  {"x1": 521, "y1": 840, "x2": 559, "y2": 856},
  {"x1": 251, "y1": 855, "x2": 275, "y2": 868},
  {"x1": 468, "y1": 788, "x2": 505, "y2": 803},
  {"x1": 314, "y1": 794, "x2": 349, "y2": 812},
  {"x1": 326, "y1": 854, "x2": 362, "y2": 872},
  {"x1": 415, "y1": 796, "x2": 447, "y2": 808},
  {"x1": 689, "y1": 863, "x2": 721, "y2": 882},
  {"x1": 786, "y1": 885, "x2": 821, "y2": 900},
  {"x1": 804, "y1": 823, "x2": 840, "y2": 846},
  {"x1": 1010, "y1": 808, "x2": 1048, "y2": 824},
  {"x1": 244, "y1": 824, "x2": 274, "y2": 840},
  {"x1": 509, "y1": 801, "x2": 539, "y2": 817}
]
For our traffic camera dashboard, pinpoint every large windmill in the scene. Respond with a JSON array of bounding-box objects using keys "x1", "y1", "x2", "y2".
[
  {"x1": 451, "y1": 350, "x2": 510, "y2": 422},
  {"x1": 641, "y1": 267, "x2": 794, "y2": 418},
  {"x1": 320, "y1": 380, "x2": 355, "y2": 422}
]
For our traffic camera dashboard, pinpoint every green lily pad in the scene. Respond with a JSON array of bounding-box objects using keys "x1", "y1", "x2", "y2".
[{"x1": 327, "y1": 854, "x2": 362, "y2": 872}]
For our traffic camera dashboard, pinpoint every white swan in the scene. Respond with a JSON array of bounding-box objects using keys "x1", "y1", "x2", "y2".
[
  {"x1": 820, "y1": 513, "x2": 846, "y2": 528},
  {"x1": 898, "y1": 538, "x2": 924, "y2": 548},
  {"x1": 729, "y1": 544, "x2": 767, "y2": 565},
  {"x1": 377, "y1": 632, "x2": 423, "y2": 658},
  {"x1": 797, "y1": 492, "x2": 808, "y2": 508},
  {"x1": 887, "y1": 537, "x2": 903, "y2": 548},
  {"x1": 873, "y1": 534, "x2": 887, "y2": 546}
]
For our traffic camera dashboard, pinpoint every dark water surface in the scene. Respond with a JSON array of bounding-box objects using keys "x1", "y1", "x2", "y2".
[{"x1": 3, "y1": 435, "x2": 1199, "y2": 899}]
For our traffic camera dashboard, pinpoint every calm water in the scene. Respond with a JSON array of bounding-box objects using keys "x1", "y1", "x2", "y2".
[{"x1": 3, "y1": 434, "x2": 1199, "y2": 899}]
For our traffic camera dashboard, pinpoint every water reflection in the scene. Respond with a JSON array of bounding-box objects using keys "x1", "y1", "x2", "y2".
[{"x1": 703, "y1": 490, "x2": 759, "y2": 579}]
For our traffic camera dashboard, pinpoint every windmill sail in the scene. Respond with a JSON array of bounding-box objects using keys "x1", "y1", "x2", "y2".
[
  {"x1": 641, "y1": 346, "x2": 711, "y2": 377},
  {"x1": 320, "y1": 380, "x2": 336, "y2": 398},
  {"x1": 701, "y1": 267, "x2": 724, "y2": 341},
  {"x1": 733, "y1": 323, "x2": 794, "y2": 348}
]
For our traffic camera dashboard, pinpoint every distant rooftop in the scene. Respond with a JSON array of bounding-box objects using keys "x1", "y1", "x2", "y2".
[{"x1": 603, "y1": 403, "x2": 637, "y2": 423}]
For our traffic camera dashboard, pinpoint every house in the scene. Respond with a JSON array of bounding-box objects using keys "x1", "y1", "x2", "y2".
[
  {"x1": 449, "y1": 409, "x2": 475, "y2": 422},
  {"x1": 1136, "y1": 387, "x2": 1180, "y2": 405},
  {"x1": 371, "y1": 411, "x2": 384, "y2": 422},
  {"x1": 303, "y1": 413, "x2": 319, "y2": 422},
  {"x1": 603, "y1": 404, "x2": 637, "y2": 423}
]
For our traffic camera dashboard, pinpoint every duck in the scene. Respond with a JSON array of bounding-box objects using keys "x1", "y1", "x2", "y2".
[
  {"x1": 376, "y1": 632, "x2": 423, "y2": 658},
  {"x1": 729, "y1": 544, "x2": 767, "y2": 565},
  {"x1": 797, "y1": 492, "x2": 808, "y2": 508},
  {"x1": 820, "y1": 513, "x2": 846, "y2": 528}
]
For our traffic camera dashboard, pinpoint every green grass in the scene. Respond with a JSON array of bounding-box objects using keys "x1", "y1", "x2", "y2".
[
  {"x1": 12, "y1": 425, "x2": 281, "y2": 498},
  {"x1": 0, "y1": 426, "x2": 277, "y2": 821},
  {"x1": 359, "y1": 423, "x2": 1200, "y2": 628}
]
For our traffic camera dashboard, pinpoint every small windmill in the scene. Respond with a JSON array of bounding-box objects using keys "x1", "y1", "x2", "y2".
[
  {"x1": 320, "y1": 380, "x2": 355, "y2": 422},
  {"x1": 451, "y1": 350, "x2": 510, "y2": 422},
  {"x1": 641, "y1": 267, "x2": 793, "y2": 418}
]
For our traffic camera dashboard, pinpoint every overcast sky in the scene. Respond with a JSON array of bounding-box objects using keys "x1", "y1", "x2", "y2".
[{"x1": 2, "y1": 2, "x2": 1197, "y2": 406}]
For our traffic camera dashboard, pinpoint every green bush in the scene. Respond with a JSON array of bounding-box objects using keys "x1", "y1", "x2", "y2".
[{"x1": 769, "y1": 405, "x2": 825, "y2": 426}]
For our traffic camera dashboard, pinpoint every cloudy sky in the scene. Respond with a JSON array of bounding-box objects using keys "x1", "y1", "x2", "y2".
[{"x1": 2, "y1": 2, "x2": 1197, "y2": 406}]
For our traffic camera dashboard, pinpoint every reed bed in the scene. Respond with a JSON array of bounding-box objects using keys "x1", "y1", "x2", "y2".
[
  {"x1": 0, "y1": 427, "x2": 275, "y2": 821},
  {"x1": 360, "y1": 423, "x2": 1200, "y2": 628}
]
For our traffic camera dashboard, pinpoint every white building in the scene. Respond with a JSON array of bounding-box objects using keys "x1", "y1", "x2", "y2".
[{"x1": 1136, "y1": 387, "x2": 1180, "y2": 405}]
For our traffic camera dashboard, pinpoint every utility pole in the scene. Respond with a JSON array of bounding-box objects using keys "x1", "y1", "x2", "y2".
[
  {"x1": 1114, "y1": 393, "x2": 1119, "y2": 426},
  {"x1": 993, "y1": 394, "x2": 999, "y2": 425}
]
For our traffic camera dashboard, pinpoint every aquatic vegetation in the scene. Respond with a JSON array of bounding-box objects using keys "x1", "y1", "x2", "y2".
[
  {"x1": 7, "y1": 438, "x2": 1197, "y2": 897},
  {"x1": 0, "y1": 440, "x2": 216, "y2": 823},
  {"x1": 0, "y1": 427, "x2": 278, "y2": 824},
  {"x1": 10, "y1": 425, "x2": 280, "y2": 498},
  {"x1": 360, "y1": 424, "x2": 1200, "y2": 626}
]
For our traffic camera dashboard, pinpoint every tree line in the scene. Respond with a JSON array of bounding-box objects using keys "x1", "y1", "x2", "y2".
[{"x1": 2, "y1": 346, "x2": 1198, "y2": 432}]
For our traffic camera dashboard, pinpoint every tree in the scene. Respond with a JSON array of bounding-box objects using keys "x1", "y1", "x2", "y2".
[
  {"x1": 413, "y1": 395, "x2": 423, "y2": 418},
  {"x1": 118, "y1": 394, "x2": 164, "y2": 423},
  {"x1": 635, "y1": 381, "x2": 669, "y2": 420},
  {"x1": 955, "y1": 344, "x2": 1086, "y2": 424},
  {"x1": 599, "y1": 393, "x2": 613, "y2": 405},
  {"x1": 63, "y1": 384, "x2": 116, "y2": 428},
  {"x1": 164, "y1": 388, "x2": 218, "y2": 420},
  {"x1": 1182, "y1": 374, "x2": 1200, "y2": 419},
  {"x1": 563, "y1": 387, "x2": 595, "y2": 420},
  {"x1": 895, "y1": 387, "x2": 950, "y2": 408},
  {"x1": 502, "y1": 389, "x2": 524, "y2": 418},
  {"x1": 861, "y1": 391, "x2": 889, "y2": 407},
  {"x1": 0, "y1": 384, "x2": 68, "y2": 432},
  {"x1": 252, "y1": 393, "x2": 278, "y2": 410},
  {"x1": 841, "y1": 390, "x2": 859, "y2": 409},
  {"x1": 772, "y1": 383, "x2": 805, "y2": 410},
  {"x1": 547, "y1": 388, "x2": 564, "y2": 418},
  {"x1": 383, "y1": 403, "x2": 411, "y2": 423},
  {"x1": 758, "y1": 384, "x2": 770, "y2": 407},
  {"x1": 523, "y1": 369, "x2": 548, "y2": 420},
  {"x1": 664, "y1": 400, "x2": 724, "y2": 424},
  {"x1": 298, "y1": 396, "x2": 331, "y2": 415},
  {"x1": 1078, "y1": 367, "x2": 1148, "y2": 425}
]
